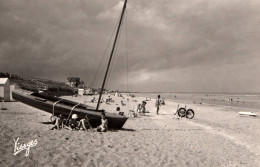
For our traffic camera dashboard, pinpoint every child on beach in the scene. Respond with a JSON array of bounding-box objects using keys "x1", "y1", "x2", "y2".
[
  {"x1": 50, "y1": 114, "x2": 64, "y2": 130},
  {"x1": 137, "y1": 101, "x2": 147, "y2": 115},
  {"x1": 67, "y1": 114, "x2": 79, "y2": 131},
  {"x1": 78, "y1": 115, "x2": 93, "y2": 131},
  {"x1": 141, "y1": 101, "x2": 147, "y2": 113},
  {"x1": 91, "y1": 97, "x2": 95, "y2": 103},
  {"x1": 160, "y1": 99, "x2": 165, "y2": 105},
  {"x1": 128, "y1": 110, "x2": 137, "y2": 117},
  {"x1": 97, "y1": 113, "x2": 108, "y2": 132},
  {"x1": 116, "y1": 107, "x2": 124, "y2": 115},
  {"x1": 121, "y1": 100, "x2": 126, "y2": 106},
  {"x1": 136, "y1": 103, "x2": 142, "y2": 114}
]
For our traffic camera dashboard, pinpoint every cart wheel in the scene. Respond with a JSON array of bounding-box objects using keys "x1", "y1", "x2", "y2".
[
  {"x1": 186, "y1": 109, "x2": 195, "y2": 119},
  {"x1": 177, "y1": 108, "x2": 186, "y2": 117}
]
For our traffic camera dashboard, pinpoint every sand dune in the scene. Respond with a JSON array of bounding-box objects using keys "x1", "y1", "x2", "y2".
[{"x1": 0, "y1": 93, "x2": 259, "y2": 167}]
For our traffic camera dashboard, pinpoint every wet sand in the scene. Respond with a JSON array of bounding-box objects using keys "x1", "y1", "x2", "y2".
[{"x1": 0, "y1": 93, "x2": 259, "y2": 167}]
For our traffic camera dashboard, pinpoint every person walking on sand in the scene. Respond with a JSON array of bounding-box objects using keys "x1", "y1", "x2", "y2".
[{"x1": 155, "y1": 95, "x2": 161, "y2": 115}]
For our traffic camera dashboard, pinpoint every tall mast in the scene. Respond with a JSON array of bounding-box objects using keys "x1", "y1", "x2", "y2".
[{"x1": 96, "y1": 0, "x2": 128, "y2": 110}]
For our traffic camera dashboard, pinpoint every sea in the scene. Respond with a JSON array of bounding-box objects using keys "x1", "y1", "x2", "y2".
[{"x1": 134, "y1": 92, "x2": 260, "y2": 110}]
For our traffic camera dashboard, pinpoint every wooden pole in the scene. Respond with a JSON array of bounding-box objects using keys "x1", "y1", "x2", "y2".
[{"x1": 96, "y1": 0, "x2": 128, "y2": 110}]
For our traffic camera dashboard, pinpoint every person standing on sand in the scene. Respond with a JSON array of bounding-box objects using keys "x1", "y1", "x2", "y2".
[{"x1": 155, "y1": 95, "x2": 161, "y2": 115}]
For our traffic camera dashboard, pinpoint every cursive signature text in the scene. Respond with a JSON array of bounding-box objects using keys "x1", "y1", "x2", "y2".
[{"x1": 14, "y1": 137, "x2": 38, "y2": 157}]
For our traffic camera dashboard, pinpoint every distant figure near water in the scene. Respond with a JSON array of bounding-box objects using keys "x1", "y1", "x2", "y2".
[
  {"x1": 91, "y1": 97, "x2": 95, "y2": 103},
  {"x1": 155, "y1": 95, "x2": 161, "y2": 115},
  {"x1": 121, "y1": 100, "x2": 126, "y2": 106}
]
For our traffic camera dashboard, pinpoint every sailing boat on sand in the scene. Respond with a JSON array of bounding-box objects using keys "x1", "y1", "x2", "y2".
[{"x1": 12, "y1": 0, "x2": 128, "y2": 129}]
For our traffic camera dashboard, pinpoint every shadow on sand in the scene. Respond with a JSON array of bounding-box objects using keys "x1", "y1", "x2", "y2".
[
  {"x1": 140, "y1": 128, "x2": 202, "y2": 131},
  {"x1": 141, "y1": 115, "x2": 153, "y2": 117},
  {"x1": 109, "y1": 128, "x2": 136, "y2": 132},
  {"x1": 158, "y1": 114, "x2": 173, "y2": 116},
  {"x1": 41, "y1": 121, "x2": 55, "y2": 125}
]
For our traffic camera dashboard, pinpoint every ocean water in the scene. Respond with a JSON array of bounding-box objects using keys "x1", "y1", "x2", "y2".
[{"x1": 134, "y1": 92, "x2": 260, "y2": 110}]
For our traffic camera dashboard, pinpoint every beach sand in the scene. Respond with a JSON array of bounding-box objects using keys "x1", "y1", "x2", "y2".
[{"x1": 0, "y1": 93, "x2": 259, "y2": 167}]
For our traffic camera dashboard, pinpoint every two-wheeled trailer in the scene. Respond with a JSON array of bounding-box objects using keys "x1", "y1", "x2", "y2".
[{"x1": 175, "y1": 104, "x2": 195, "y2": 119}]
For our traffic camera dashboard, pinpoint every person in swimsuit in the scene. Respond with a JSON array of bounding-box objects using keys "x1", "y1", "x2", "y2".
[
  {"x1": 155, "y1": 95, "x2": 161, "y2": 115},
  {"x1": 68, "y1": 114, "x2": 79, "y2": 131},
  {"x1": 78, "y1": 115, "x2": 93, "y2": 131},
  {"x1": 140, "y1": 101, "x2": 147, "y2": 114},
  {"x1": 97, "y1": 113, "x2": 108, "y2": 132},
  {"x1": 50, "y1": 114, "x2": 64, "y2": 130}
]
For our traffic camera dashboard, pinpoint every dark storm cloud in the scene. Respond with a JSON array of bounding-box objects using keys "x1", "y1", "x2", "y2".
[
  {"x1": 127, "y1": 0, "x2": 259, "y2": 71},
  {"x1": 123, "y1": 0, "x2": 260, "y2": 92},
  {"x1": 0, "y1": 0, "x2": 116, "y2": 80},
  {"x1": 0, "y1": 0, "x2": 259, "y2": 92}
]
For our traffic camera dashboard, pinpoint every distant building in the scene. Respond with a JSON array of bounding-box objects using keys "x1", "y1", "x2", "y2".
[
  {"x1": 0, "y1": 78, "x2": 15, "y2": 101},
  {"x1": 78, "y1": 89, "x2": 84, "y2": 96}
]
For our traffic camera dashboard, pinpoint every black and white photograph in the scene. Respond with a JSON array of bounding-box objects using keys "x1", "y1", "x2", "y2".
[{"x1": 0, "y1": 0, "x2": 259, "y2": 166}]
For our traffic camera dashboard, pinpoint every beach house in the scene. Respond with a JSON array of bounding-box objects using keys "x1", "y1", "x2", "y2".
[{"x1": 0, "y1": 78, "x2": 15, "y2": 101}]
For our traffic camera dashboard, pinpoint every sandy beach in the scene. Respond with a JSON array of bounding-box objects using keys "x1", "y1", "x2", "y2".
[
  {"x1": 1, "y1": 0, "x2": 260, "y2": 166},
  {"x1": 0, "y1": 93, "x2": 259, "y2": 167}
]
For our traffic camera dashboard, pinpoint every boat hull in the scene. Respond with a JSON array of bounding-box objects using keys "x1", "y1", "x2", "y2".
[{"x1": 12, "y1": 90, "x2": 128, "y2": 129}]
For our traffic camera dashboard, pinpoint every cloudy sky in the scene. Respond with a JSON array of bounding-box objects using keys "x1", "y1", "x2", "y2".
[{"x1": 0, "y1": 0, "x2": 259, "y2": 93}]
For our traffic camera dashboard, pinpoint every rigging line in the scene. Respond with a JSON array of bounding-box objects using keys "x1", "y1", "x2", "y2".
[
  {"x1": 104, "y1": 19, "x2": 124, "y2": 91},
  {"x1": 89, "y1": 15, "x2": 122, "y2": 89},
  {"x1": 126, "y1": 8, "x2": 129, "y2": 93},
  {"x1": 90, "y1": 19, "x2": 119, "y2": 89},
  {"x1": 105, "y1": 13, "x2": 126, "y2": 91},
  {"x1": 104, "y1": 10, "x2": 126, "y2": 90},
  {"x1": 104, "y1": 27, "x2": 122, "y2": 90},
  {"x1": 98, "y1": 11, "x2": 126, "y2": 107},
  {"x1": 125, "y1": 8, "x2": 130, "y2": 111},
  {"x1": 96, "y1": 0, "x2": 128, "y2": 110}
]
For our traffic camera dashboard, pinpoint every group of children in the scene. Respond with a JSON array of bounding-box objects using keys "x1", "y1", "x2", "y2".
[
  {"x1": 50, "y1": 113, "x2": 108, "y2": 132},
  {"x1": 128, "y1": 101, "x2": 147, "y2": 117},
  {"x1": 137, "y1": 101, "x2": 147, "y2": 115}
]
